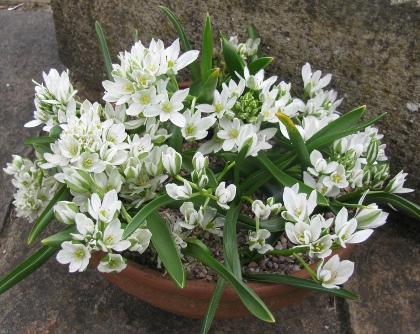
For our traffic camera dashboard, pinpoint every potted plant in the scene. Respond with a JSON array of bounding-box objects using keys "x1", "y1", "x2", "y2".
[{"x1": 1, "y1": 6, "x2": 419, "y2": 333}]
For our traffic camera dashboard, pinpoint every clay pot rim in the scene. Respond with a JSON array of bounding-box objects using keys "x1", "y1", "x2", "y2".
[{"x1": 91, "y1": 244, "x2": 354, "y2": 302}]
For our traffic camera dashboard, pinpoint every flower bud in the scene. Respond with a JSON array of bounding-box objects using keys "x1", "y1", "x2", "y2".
[
  {"x1": 192, "y1": 152, "x2": 208, "y2": 171},
  {"x1": 54, "y1": 201, "x2": 79, "y2": 224},
  {"x1": 162, "y1": 147, "x2": 182, "y2": 177},
  {"x1": 366, "y1": 140, "x2": 379, "y2": 165},
  {"x1": 252, "y1": 200, "x2": 271, "y2": 220}
]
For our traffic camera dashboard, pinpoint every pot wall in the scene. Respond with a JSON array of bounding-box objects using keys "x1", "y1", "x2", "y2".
[{"x1": 90, "y1": 245, "x2": 354, "y2": 319}]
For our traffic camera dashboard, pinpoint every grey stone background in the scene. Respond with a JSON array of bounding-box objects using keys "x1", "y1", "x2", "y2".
[{"x1": 0, "y1": 1, "x2": 419, "y2": 333}]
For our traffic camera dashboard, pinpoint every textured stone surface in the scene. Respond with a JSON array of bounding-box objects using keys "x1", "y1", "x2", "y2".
[
  {"x1": 50, "y1": 0, "x2": 420, "y2": 202},
  {"x1": 346, "y1": 213, "x2": 420, "y2": 334}
]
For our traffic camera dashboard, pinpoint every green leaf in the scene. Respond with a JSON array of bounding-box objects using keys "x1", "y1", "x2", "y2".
[
  {"x1": 183, "y1": 239, "x2": 275, "y2": 322},
  {"x1": 277, "y1": 113, "x2": 311, "y2": 173},
  {"x1": 0, "y1": 245, "x2": 57, "y2": 295},
  {"x1": 200, "y1": 278, "x2": 227, "y2": 334},
  {"x1": 42, "y1": 225, "x2": 78, "y2": 248},
  {"x1": 221, "y1": 34, "x2": 245, "y2": 80},
  {"x1": 33, "y1": 143, "x2": 52, "y2": 155},
  {"x1": 24, "y1": 136, "x2": 55, "y2": 147},
  {"x1": 201, "y1": 13, "x2": 213, "y2": 83},
  {"x1": 197, "y1": 68, "x2": 219, "y2": 104},
  {"x1": 223, "y1": 203, "x2": 242, "y2": 278},
  {"x1": 188, "y1": 78, "x2": 203, "y2": 97},
  {"x1": 307, "y1": 106, "x2": 366, "y2": 144},
  {"x1": 246, "y1": 24, "x2": 262, "y2": 58},
  {"x1": 95, "y1": 21, "x2": 113, "y2": 82},
  {"x1": 122, "y1": 194, "x2": 179, "y2": 239},
  {"x1": 160, "y1": 6, "x2": 200, "y2": 81},
  {"x1": 28, "y1": 185, "x2": 71, "y2": 244},
  {"x1": 168, "y1": 122, "x2": 183, "y2": 152},
  {"x1": 307, "y1": 113, "x2": 387, "y2": 152},
  {"x1": 337, "y1": 191, "x2": 420, "y2": 218},
  {"x1": 248, "y1": 57, "x2": 273, "y2": 75},
  {"x1": 147, "y1": 210, "x2": 186, "y2": 288},
  {"x1": 243, "y1": 273, "x2": 359, "y2": 300},
  {"x1": 234, "y1": 138, "x2": 252, "y2": 187},
  {"x1": 238, "y1": 215, "x2": 285, "y2": 232},
  {"x1": 256, "y1": 153, "x2": 328, "y2": 206}
]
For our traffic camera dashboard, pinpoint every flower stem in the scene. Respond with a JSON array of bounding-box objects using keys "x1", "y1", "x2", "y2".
[
  {"x1": 294, "y1": 253, "x2": 318, "y2": 281},
  {"x1": 216, "y1": 161, "x2": 235, "y2": 182}
]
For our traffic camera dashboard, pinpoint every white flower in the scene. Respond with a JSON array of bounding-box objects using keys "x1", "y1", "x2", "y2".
[
  {"x1": 302, "y1": 63, "x2": 332, "y2": 97},
  {"x1": 192, "y1": 152, "x2": 209, "y2": 171},
  {"x1": 78, "y1": 152, "x2": 107, "y2": 174},
  {"x1": 316, "y1": 255, "x2": 354, "y2": 289},
  {"x1": 126, "y1": 86, "x2": 163, "y2": 116},
  {"x1": 98, "y1": 219, "x2": 131, "y2": 252},
  {"x1": 252, "y1": 200, "x2": 271, "y2": 220},
  {"x1": 181, "y1": 109, "x2": 216, "y2": 141},
  {"x1": 218, "y1": 117, "x2": 243, "y2": 151},
  {"x1": 334, "y1": 207, "x2": 373, "y2": 248},
  {"x1": 164, "y1": 38, "x2": 199, "y2": 75},
  {"x1": 248, "y1": 229, "x2": 273, "y2": 254},
  {"x1": 240, "y1": 67, "x2": 277, "y2": 91},
  {"x1": 143, "y1": 84, "x2": 189, "y2": 127},
  {"x1": 128, "y1": 228, "x2": 152, "y2": 253},
  {"x1": 178, "y1": 202, "x2": 203, "y2": 229},
  {"x1": 54, "y1": 201, "x2": 79, "y2": 225},
  {"x1": 354, "y1": 204, "x2": 388, "y2": 229},
  {"x1": 385, "y1": 170, "x2": 414, "y2": 194},
  {"x1": 57, "y1": 241, "x2": 91, "y2": 273},
  {"x1": 88, "y1": 190, "x2": 121, "y2": 223},
  {"x1": 215, "y1": 182, "x2": 236, "y2": 209},
  {"x1": 222, "y1": 78, "x2": 245, "y2": 98},
  {"x1": 303, "y1": 172, "x2": 340, "y2": 197},
  {"x1": 55, "y1": 167, "x2": 92, "y2": 193},
  {"x1": 196, "y1": 88, "x2": 236, "y2": 119},
  {"x1": 323, "y1": 165, "x2": 349, "y2": 189},
  {"x1": 166, "y1": 180, "x2": 193, "y2": 200},
  {"x1": 71, "y1": 213, "x2": 96, "y2": 242},
  {"x1": 282, "y1": 184, "x2": 317, "y2": 223},
  {"x1": 307, "y1": 150, "x2": 338, "y2": 176},
  {"x1": 200, "y1": 206, "x2": 225, "y2": 236},
  {"x1": 97, "y1": 253, "x2": 127, "y2": 273}
]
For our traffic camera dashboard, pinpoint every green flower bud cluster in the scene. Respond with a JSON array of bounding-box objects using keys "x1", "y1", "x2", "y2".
[
  {"x1": 362, "y1": 164, "x2": 390, "y2": 190},
  {"x1": 233, "y1": 92, "x2": 261, "y2": 123}
]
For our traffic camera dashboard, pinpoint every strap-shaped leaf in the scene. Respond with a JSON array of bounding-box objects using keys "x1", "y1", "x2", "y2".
[
  {"x1": 223, "y1": 202, "x2": 242, "y2": 278},
  {"x1": 183, "y1": 238, "x2": 275, "y2": 322},
  {"x1": 189, "y1": 78, "x2": 203, "y2": 97},
  {"x1": 197, "y1": 68, "x2": 219, "y2": 104},
  {"x1": 147, "y1": 210, "x2": 186, "y2": 288},
  {"x1": 238, "y1": 215, "x2": 285, "y2": 232},
  {"x1": 307, "y1": 106, "x2": 366, "y2": 144},
  {"x1": 277, "y1": 112, "x2": 311, "y2": 173},
  {"x1": 221, "y1": 34, "x2": 245, "y2": 80},
  {"x1": 95, "y1": 21, "x2": 113, "y2": 81},
  {"x1": 122, "y1": 194, "x2": 179, "y2": 239},
  {"x1": 0, "y1": 245, "x2": 57, "y2": 295},
  {"x1": 200, "y1": 278, "x2": 227, "y2": 334},
  {"x1": 307, "y1": 113, "x2": 387, "y2": 152},
  {"x1": 248, "y1": 57, "x2": 273, "y2": 75},
  {"x1": 246, "y1": 24, "x2": 262, "y2": 58},
  {"x1": 28, "y1": 185, "x2": 71, "y2": 244},
  {"x1": 168, "y1": 122, "x2": 183, "y2": 152},
  {"x1": 24, "y1": 136, "x2": 55, "y2": 147},
  {"x1": 33, "y1": 143, "x2": 52, "y2": 155},
  {"x1": 160, "y1": 6, "x2": 200, "y2": 81},
  {"x1": 256, "y1": 153, "x2": 328, "y2": 206},
  {"x1": 243, "y1": 273, "x2": 359, "y2": 300},
  {"x1": 42, "y1": 225, "x2": 78, "y2": 248},
  {"x1": 234, "y1": 138, "x2": 252, "y2": 187},
  {"x1": 337, "y1": 191, "x2": 420, "y2": 218},
  {"x1": 201, "y1": 13, "x2": 213, "y2": 83}
]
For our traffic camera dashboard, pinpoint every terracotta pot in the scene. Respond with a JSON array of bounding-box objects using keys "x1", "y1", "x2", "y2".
[{"x1": 90, "y1": 245, "x2": 354, "y2": 319}]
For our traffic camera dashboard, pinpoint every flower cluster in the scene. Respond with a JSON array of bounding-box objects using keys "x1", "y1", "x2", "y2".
[{"x1": 2, "y1": 11, "x2": 417, "y2": 330}]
